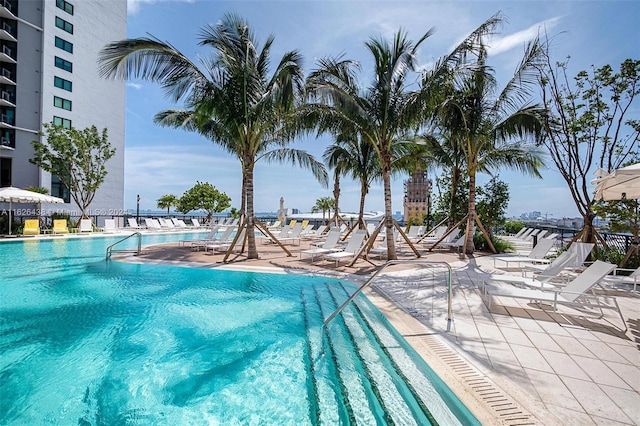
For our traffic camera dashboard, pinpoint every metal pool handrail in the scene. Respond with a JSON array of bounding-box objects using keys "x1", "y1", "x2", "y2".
[
  {"x1": 323, "y1": 259, "x2": 454, "y2": 330},
  {"x1": 106, "y1": 232, "x2": 142, "y2": 260}
]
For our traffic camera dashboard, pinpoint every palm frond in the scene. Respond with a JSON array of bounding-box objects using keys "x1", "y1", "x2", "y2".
[{"x1": 259, "y1": 148, "x2": 329, "y2": 186}]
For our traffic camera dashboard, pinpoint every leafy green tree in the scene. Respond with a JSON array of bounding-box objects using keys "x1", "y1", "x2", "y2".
[
  {"x1": 157, "y1": 194, "x2": 177, "y2": 218},
  {"x1": 311, "y1": 197, "x2": 334, "y2": 224},
  {"x1": 432, "y1": 169, "x2": 469, "y2": 226},
  {"x1": 30, "y1": 123, "x2": 115, "y2": 219},
  {"x1": 437, "y1": 41, "x2": 546, "y2": 254},
  {"x1": 99, "y1": 13, "x2": 327, "y2": 259},
  {"x1": 537, "y1": 52, "x2": 639, "y2": 246},
  {"x1": 476, "y1": 176, "x2": 510, "y2": 236},
  {"x1": 176, "y1": 181, "x2": 231, "y2": 222}
]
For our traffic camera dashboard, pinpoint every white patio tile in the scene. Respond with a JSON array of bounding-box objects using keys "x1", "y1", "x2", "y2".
[
  {"x1": 562, "y1": 377, "x2": 631, "y2": 424},
  {"x1": 585, "y1": 340, "x2": 632, "y2": 364},
  {"x1": 545, "y1": 404, "x2": 597, "y2": 426},
  {"x1": 500, "y1": 326, "x2": 534, "y2": 347},
  {"x1": 569, "y1": 355, "x2": 631, "y2": 389},
  {"x1": 607, "y1": 343, "x2": 640, "y2": 365},
  {"x1": 526, "y1": 370, "x2": 583, "y2": 411},
  {"x1": 539, "y1": 349, "x2": 590, "y2": 381},
  {"x1": 606, "y1": 361, "x2": 640, "y2": 393},
  {"x1": 551, "y1": 335, "x2": 594, "y2": 357},
  {"x1": 484, "y1": 340, "x2": 521, "y2": 371},
  {"x1": 524, "y1": 330, "x2": 563, "y2": 352},
  {"x1": 599, "y1": 384, "x2": 640, "y2": 425},
  {"x1": 511, "y1": 344, "x2": 554, "y2": 373}
]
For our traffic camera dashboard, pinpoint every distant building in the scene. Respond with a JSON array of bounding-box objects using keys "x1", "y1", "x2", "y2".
[
  {"x1": 403, "y1": 169, "x2": 431, "y2": 222},
  {"x1": 0, "y1": 0, "x2": 126, "y2": 213}
]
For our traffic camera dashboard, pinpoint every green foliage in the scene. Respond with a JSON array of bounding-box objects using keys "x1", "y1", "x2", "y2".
[
  {"x1": 311, "y1": 196, "x2": 334, "y2": 222},
  {"x1": 24, "y1": 186, "x2": 49, "y2": 194},
  {"x1": 473, "y1": 232, "x2": 514, "y2": 253},
  {"x1": 433, "y1": 169, "x2": 468, "y2": 225},
  {"x1": 591, "y1": 246, "x2": 639, "y2": 270},
  {"x1": 476, "y1": 176, "x2": 510, "y2": 236},
  {"x1": 538, "y1": 55, "x2": 639, "y2": 227},
  {"x1": 157, "y1": 194, "x2": 178, "y2": 217},
  {"x1": 503, "y1": 220, "x2": 525, "y2": 235},
  {"x1": 230, "y1": 207, "x2": 239, "y2": 219},
  {"x1": 176, "y1": 182, "x2": 231, "y2": 221},
  {"x1": 30, "y1": 123, "x2": 115, "y2": 218}
]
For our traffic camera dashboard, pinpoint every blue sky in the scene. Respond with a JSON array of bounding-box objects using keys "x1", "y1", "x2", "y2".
[{"x1": 122, "y1": 0, "x2": 639, "y2": 218}]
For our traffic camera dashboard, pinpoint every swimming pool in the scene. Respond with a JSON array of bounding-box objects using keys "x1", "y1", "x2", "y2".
[{"x1": 0, "y1": 233, "x2": 479, "y2": 424}]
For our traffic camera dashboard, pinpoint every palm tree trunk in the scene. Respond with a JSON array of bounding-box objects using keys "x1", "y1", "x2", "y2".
[
  {"x1": 358, "y1": 181, "x2": 367, "y2": 229},
  {"x1": 465, "y1": 169, "x2": 477, "y2": 255},
  {"x1": 245, "y1": 158, "x2": 258, "y2": 259},
  {"x1": 333, "y1": 175, "x2": 340, "y2": 225},
  {"x1": 382, "y1": 162, "x2": 397, "y2": 260},
  {"x1": 449, "y1": 167, "x2": 460, "y2": 228}
]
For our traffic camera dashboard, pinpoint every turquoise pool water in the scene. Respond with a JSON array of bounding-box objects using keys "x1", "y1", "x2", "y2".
[{"x1": 0, "y1": 234, "x2": 479, "y2": 425}]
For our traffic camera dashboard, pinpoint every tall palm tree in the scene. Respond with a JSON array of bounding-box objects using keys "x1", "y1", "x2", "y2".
[
  {"x1": 98, "y1": 13, "x2": 327, "y2": 259},
  {"x1": 305, "y1": 17, "x2": 502, "y2": 260},
  {"x1": 437, "y1": 42, "x2": 547, "y2": 254},
  {"x1": 157, "y1": 194, "x2": 177, "y2": 218}
]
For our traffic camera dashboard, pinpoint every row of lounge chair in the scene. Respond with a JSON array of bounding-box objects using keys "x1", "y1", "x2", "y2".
[{"x1": 22, "y1": 218, "x2": 99, "y2": 235}]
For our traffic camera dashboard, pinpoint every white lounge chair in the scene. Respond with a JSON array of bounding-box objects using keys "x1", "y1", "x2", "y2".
[
  {"x1": 323, "y1": 230, "x2": 367, "y2": 267},
  {"x1": 103, "y1": 219, "x2": 117, "y2": 233},
  {"x1": 602, "y1": 267, "x2": 640, "y2": 292},
  {"x1": 301, "y1": 229, "x2": 342, "y2": 262},
  {"x1": 482, "y1": 260, "x2": 625, "y2": 330},
  {"x1": 491, "y1": 238, "x2": 556, "y2": 268},
  {"x1": 127, "y1": 218, "x2": 144, "y2": 229},
  {"x1": 483, "y1": 249, "x2": 578, "y2": 290},
  {"x1": 205, "y1": 228, "x2": 245, "y2": 253},
  {"x1": 191, "y1": 218, "x2": 201, "y2": 227},
  {"x1": 191, "y1": 226, "x2": 235, "y2": 251},
  {"x1": 78, "y1": 219, "x2": 94, "y2": 232},
  {"x1": 524, "y1": 242, "x2": 594, "y2": 275}
]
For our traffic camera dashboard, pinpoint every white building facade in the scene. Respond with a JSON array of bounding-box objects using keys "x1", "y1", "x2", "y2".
[{"x1": 0, "y1": 0, "x2": 126, "y2": 217}]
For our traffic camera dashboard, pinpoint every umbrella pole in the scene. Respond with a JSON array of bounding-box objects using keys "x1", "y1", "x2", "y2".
[{"x1": 8, "y1": 200, "x2": 11, "y2": 235}]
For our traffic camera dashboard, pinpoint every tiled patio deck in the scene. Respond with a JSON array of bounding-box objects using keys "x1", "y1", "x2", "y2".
[{"x1": 116, "y1": 232, "x2": 639, "y2": 425}]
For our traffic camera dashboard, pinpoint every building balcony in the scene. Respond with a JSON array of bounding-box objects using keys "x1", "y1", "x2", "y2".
[
  {"x1": 0, "y1": 67, "x2": 14, "y2": 85},
  {"x1": 0, "y1": 112, "x2": 14, "y2": 127},
  {"x1": 0, "y1": 135, "x2": 13, "y2": 149},
  {"x1": 0, "y1": 90, "x2": 14, "y2": 106},
  {"x1": 0, "y1": 44, "x2": 16, "y2": 63},
  {"x1": 0, "y1": 0, "x2": 15, "y2": 20},
  {"x1": 0, "y1": 21, "x2": 16, "y2": 42}
]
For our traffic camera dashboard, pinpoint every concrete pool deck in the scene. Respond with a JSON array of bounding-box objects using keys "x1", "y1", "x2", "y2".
[
  {"x1": 120, "y1": 232, "x2": 639, "y2": 426},
  {"x1": 7, "y1": 229, "x2": 637, "y2": 424}
]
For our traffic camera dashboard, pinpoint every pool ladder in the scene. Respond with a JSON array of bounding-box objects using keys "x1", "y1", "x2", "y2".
[
  {"x1": 323, "y1": 259, "x2": 454, "y2": 331},
  {"x1": 105, "y1": 232, "x2": 142, "y2": 260}
]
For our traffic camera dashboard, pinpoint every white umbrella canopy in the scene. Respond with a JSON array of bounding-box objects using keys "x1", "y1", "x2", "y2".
[
  {"x1": 0, "y1": 187, "x2": 65, "y2": 235},
  {"x1": 592, "y1": 163, "x2": 640, "y2": 201}
]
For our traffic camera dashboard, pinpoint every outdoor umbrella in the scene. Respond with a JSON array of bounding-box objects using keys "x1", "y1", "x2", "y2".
[
  {"x1": 592, "y1": 163, "x2": 640, "y2": 201},
  {"x1": 0, "y1": 187, "x2": 64, "y2": 235}
]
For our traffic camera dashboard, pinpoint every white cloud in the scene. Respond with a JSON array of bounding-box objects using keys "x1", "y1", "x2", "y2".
[
  {"x1": 487, "y1": 16, "x2": 562, "y2": 55},
  {"x1": 127, "y1": 0, "x2": 195, "y2": 16},
  {"x1": 127, "y1": 82, "x2": 143, "y2": 90}
]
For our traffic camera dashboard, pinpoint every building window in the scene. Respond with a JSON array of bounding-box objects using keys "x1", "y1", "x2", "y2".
[
  {"x1": 51, "y1": 174, "x2": 71, "y2": 203},
  {"x1": 56, "y1": 0, "x2": 74, "y2": 15},
  {"x1": 54, "y1": 76, "x2": 72, "y2": 92},
  {"x1": 53, "y1": 116, "x2": 71, "y2": 129},
  {"x1": 54, "y1": 36, "x2": 73, "y2": 54},
  {"x1": 54, "y1": 56, "x2": 72, "y2": 73},
  {"x1": 0, "y1": 157, "x2": 11, "y2": 187},
  {"x1": 53, "y1": 96, "x2": 72, "y2": 111},
  {"x1": 55, "y1": 17, "x2": 73, "y2": 34}
]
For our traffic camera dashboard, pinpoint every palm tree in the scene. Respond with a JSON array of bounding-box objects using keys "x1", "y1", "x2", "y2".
[
  {"x1": 437, "y1": 42, "x2": 547, "y2": 254},
  {"x1": 98, "y1": 13, "x2": 327, "y2": 259},
  {"x1": 305, "y1": 17, "x2": 503, "y2": 260},
  {"x1": 311, "y1": 196, "x2": 334, "y2": 224},
  {"x1": 157, "y1": 194, "x2": 177, "y2": 218}
]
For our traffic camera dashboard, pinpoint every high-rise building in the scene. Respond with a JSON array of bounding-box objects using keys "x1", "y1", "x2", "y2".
[
  {"x1": 403, "y1": 169, "x2": 431, "y2": 222},
  {"x1": 0, "y1": 0, "x2": 126, "y2": 215}
]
